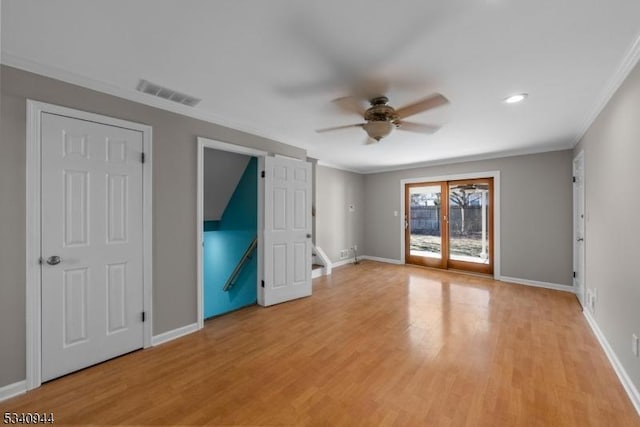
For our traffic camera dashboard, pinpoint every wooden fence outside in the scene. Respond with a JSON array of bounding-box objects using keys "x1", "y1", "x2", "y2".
[{"x1": 410, "y1": 205, "x2": 486, "y2": 236}]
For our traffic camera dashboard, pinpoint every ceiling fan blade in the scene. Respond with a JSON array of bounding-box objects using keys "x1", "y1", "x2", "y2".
[
  {"x1": 395, "y1": 94, "x2": 449, "y2": 119},
  {"x1": 397, "y1": 121, "x2": 441, "y2": 134},
  {"x1": 332, "y1": 96, "x2": 365, "y2": 116},
  {"x1": 316, "y1": 123, "x2": 364, "y2": 133}
]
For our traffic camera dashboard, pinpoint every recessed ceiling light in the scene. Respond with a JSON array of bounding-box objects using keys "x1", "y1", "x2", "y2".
[{"x1": 504, "y1": 93, "x2": 528, "y2": 104}]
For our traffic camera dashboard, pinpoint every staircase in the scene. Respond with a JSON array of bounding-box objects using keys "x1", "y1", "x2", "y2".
[{"x1": 312, "y1": 245, "x2": 330, "y2": 278}]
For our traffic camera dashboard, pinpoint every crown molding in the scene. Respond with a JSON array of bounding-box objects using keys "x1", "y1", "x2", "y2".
[
  {"x1": 573, "y1": 30, "x2": 640, "y2": 145},
  {"x1": 0, "y1": 51, "x2": 303, "y2": 151},
  {"x1": 316, "y1": 160, "x2": 363, "y2": 174},
  {"x1": 361, "y1": 141, "x2": 575, "y2": 175}
]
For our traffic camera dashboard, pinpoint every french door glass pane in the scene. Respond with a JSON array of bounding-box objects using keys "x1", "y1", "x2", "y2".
[
  {"x1": 448, "y1": 181, "x2": 490, "y2": 264},
  {"x1": 409, "y1": 185, "x2": 442, "y2": 259}
]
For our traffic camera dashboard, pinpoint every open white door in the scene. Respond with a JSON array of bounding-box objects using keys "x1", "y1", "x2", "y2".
[
  {"x1": 263, "y1": 156, "x2": 312, "y2": 306},
  {"x1": 573, "y1": 152, "x2": 585, "y2": 307}
]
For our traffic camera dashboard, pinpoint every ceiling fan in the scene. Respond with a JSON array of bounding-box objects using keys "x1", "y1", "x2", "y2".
[{"x1": 316, "y1": 93, "x2": 449, "y2": 143}]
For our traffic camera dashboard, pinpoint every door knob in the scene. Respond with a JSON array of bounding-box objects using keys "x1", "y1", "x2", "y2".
[
  {"x1": 306, "y1": 234, "x2": 311, "y2": 238},
  {"x1": 46, "y1": 255, "x2": 62, "y2": 265}
]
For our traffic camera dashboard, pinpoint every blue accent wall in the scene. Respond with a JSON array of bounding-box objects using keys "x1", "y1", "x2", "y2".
[
  {"x1": 203, "y1": 157, "x2": 257, "y2": 318},
  {"x1": 203, "y1": 220, "x2": 220, "y2": 231}
]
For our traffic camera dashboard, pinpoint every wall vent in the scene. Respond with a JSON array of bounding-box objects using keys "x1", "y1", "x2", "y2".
[{"x1": 136, "y1": 79, "x2": 201, "y2": 107}]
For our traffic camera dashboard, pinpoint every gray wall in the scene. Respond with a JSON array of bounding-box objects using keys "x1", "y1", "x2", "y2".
[
  {"x1": 574, "y1": 61, "x2": 640, "y2": 393},
  {"x1": 316, "y1": 165, "x2": 365, "y2": 263},
  {"x1": 363, "y1": 150, "x2": 574, "y2": 284},
  {"x1": 0, "y1": 65, "x2": 305, "y2": 387},
  {"x1": 204, "y1": 148, "x2": 250, "y2": 221}
]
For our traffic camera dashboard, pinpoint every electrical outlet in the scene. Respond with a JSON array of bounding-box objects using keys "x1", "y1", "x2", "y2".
[
  {"x1": 633, "y1": 334, "x2": 639, "y2": 357},
  {"x1": 586, "y1": 288, "x2": 597, "y2": 314},
  {"x1": 591, "y1": 288, "x2": 597, "y2": 311}
]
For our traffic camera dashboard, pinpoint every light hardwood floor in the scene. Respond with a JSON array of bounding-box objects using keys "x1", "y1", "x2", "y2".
[{"x1": 2, "y1": 261, "x2": 639, "y2": 426}]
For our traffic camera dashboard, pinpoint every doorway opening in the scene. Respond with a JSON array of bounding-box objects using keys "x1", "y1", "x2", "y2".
[
  {"x1": 196, "y1": 138, "x2": 267, "y2": 328},
  {"x1": 203, "y1": 149, "x2": 258, "y2": 319},
  {"x1": 402, "y1": 173, "x2": 498, "y2": 276}
]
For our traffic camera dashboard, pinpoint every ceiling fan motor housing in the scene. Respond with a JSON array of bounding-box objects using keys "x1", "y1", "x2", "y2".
[{"x1": 364, "y1": 96, "x2": 398, "y2": 124}]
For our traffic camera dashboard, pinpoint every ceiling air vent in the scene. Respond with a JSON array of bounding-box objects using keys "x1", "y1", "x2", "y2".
[{"x1": 136, "y1": 79, "x2": 201, "y2": 107}]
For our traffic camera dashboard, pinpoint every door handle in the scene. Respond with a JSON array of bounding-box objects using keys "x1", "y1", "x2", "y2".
[
  {"x1": 306, "y1": 234, "x2": 311, "y2": 238},
  {"x1": 577, "y1": 238, "x2": 584, "y2": 242},
  {"x1": 46, "y1": 255, "x2": 62, "y2": 265}
]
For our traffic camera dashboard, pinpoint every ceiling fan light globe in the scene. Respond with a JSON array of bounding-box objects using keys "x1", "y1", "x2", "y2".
[{"x1": 363, "y1": 121, "x2": 393, "y2": 141}]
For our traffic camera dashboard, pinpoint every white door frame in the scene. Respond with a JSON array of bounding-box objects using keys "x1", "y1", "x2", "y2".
[
  {"x1": 400, "y1": 171, "x2": 501, "y2": 278},
  {"x1": 26, "y1": 100, "x2": 153, "y2": 390},
  {"x1": 196, "y1": 137, "x2": 267, "y2": 329},
  {"x1": 573, "y1": 151, "x2": 586, "y2": 307}
]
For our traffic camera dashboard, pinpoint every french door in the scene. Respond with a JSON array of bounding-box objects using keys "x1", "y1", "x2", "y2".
[{"x1": 405, "y1": 178, "x2": 494, "y2": 274}]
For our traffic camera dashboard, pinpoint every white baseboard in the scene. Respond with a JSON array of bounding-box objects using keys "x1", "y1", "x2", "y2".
[
  {"x1": 0, "y1": 380, "x2": 27, "y2": 402},
  {"x1": 583, "y1": 311, "x2": 640, "y2": 416},
  {"x1": 331, "y1": 258, "x2": 356, "y2": 268},
  {"x1": 499, "y1": 276, "x2": 574, "y2": 293},
  {"x1": 312, "y1": 267, "x2": 326, "y2": 279},
  {"x1": 360, "y1": 255, "x2": 404, "y2": 265},
  {"x1": 151, "y1": 322, "x2": 199, "y2": 346}
]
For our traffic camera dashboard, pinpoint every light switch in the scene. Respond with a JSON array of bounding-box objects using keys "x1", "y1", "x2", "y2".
[{"x1": 393, "y1": 211, "x2": 398, "y2": 217}]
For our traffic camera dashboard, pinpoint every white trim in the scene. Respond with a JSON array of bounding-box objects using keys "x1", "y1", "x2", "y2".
[
  {"x1": 25, "y1": 100, "x2": 153, "y2": 391},
  {"x1": 2, "y1": 52, "x2": 302, "y2": 154},
  {"x1": 399, "y1": 171, "x2": 501, "y2": 278},
  {"x1": 257, "y1": 157, "x2": 265, "y2": 306},
  {"x1": 583, "y1": 311, "x2": 640, "y2": 416},
  {"x1": 331, "y1": 258, "x2": 356, "y2": 268},
  {"x1": 360, "y1": 255, "x2": 404, "y2": 265},
  {"x1": 198, "y1": 137, "x2": 269, "y2": 158},
  {"x1": 574, "y1": 31, "x2": 640, "y2": 145},
  {"x1": 196, "y1": 142, "x2": 204, "y2": 329},
  {"x1": 196, "y1": 137, "x2": 267, "y2": 326},
  {"x1": 313, "y1": 246, "x2": 332, "y2": 275},
  {"x1": 572, "y1": 151, "x2": 585, "y2": 308},
  {"x1": 151, "y1": 323, "x2": 199, "y2": 347},
  {"x1": 25, "y1": 101, "x2": 42, "y2": 391},
  {"x1": 0, "y1": 380, "x2": 27, "y2": 402},
  {"x1": 311, "y1": 268, "x2": 325, "y2": 279},
  {"x1": 498, "y1": 276, "x2": 574, "y2": 293},
  {"x1": 363, "y1": 144, "x2": 573, "y2": 175},
  {"x1": 316, "y1": 159, "x2": 362, "y2": 174},
  {"x1": 142, "y1": 124, "x2": 153, "y2": 350}
]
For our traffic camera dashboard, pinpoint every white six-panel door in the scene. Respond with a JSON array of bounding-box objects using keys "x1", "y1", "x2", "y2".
[
  {"x1": 263, "y1": 156, "x2": 312, "y2": 306},
  {"x1": 41, "y1": 113, "x2": 145, "y2": 382},
  {"x1": 573, "y1": 152, "x2": 586, "y2": 308}
]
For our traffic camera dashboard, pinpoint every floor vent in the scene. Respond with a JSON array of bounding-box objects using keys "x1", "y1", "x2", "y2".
[{"x1": 136, "y1": 79, "x2": 201, "y2": 107}]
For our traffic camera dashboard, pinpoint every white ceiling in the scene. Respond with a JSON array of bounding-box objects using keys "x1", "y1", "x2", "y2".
[{"x1": 2, "y1": 0, "x2": 640, "y2": 173}]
